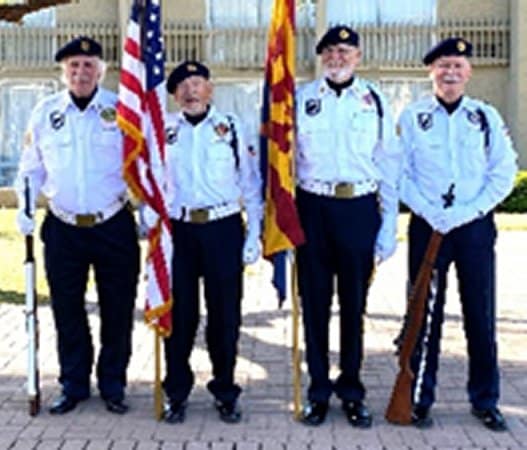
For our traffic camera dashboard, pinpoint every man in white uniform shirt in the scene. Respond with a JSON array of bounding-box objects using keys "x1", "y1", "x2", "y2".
[
  {"x1": 398, "y1": 37, "x2": 517, "y2": 431},
  {"x1": 295, "y1": 26, "x2": 401, "y2": 427},
  {"x1": 161, "y1": 61, "x2": 262, "y2": 424},
  {"x1": 15, "y1": 37, "x2": 140, "y2": 415}
]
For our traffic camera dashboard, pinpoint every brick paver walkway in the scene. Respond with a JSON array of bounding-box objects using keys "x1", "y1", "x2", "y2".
[{"x1": 1, "y1": 231, "x2": 526, "y2": 449}]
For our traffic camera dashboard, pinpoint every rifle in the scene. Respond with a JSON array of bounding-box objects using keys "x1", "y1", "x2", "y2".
[
  {"x1": 24, "y1": 177, "x2": 40, "y2": 416},
  {"x1": 385, "y1": 230, "x2": 443, "y2": 424}
]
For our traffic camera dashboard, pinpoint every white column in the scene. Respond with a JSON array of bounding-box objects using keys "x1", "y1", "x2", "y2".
[
  {"x1": 508, "y1": 0, "x2": 527, "y2": 167},
  {"x1": 314, "y1": 0, "x2": 327, "y2": 77}
]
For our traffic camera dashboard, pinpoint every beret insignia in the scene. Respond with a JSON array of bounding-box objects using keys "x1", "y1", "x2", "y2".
[
  {"x1": 339, "y1": 29, "x2": 350, "y2": 39},
  {"x1": 80, "y1": 40, "x2": 90, "y2": 52}
]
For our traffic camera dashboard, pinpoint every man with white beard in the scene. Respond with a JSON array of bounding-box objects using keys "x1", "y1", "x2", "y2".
[{"x1": 294, "y1": 25, "x2": 402, "y2": 426}]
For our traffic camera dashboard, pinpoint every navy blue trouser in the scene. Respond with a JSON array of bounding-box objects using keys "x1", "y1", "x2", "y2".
[
  {"x1": 163, "y1": 213, "x2": 244, "y2": 404},
  {"x1": 409, "y1": 213, "x2": 500, "y2": 410},
  {"x1": 296, "y1": 189, "x2": 381, "y2": 403},
  {"x1": 41, "y1": 208, "x2": 140, "y2": 401}
]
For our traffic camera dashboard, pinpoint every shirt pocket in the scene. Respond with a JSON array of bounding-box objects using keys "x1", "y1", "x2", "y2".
[
  {"x1": 206, "y1": 140, "x2": 236, "y2": 184},
  {"x1": 460, "y1": 125, "x2": 487, "y2": 173},
  {"x1": 40, "y1": 132, "x2": 72, "y2": 171},
  {"x1": 297, "y1": 114, "x2": 332, "y2": 160},
  {"x1": 412, "y1": 135, "x2": 445, "y2": 175},
  {"x1": 91, "y1": 129, "x2": 122, "y2": 172},
  {"x1": 348, "y1": 109, "x2": 379, "y2": 153}
]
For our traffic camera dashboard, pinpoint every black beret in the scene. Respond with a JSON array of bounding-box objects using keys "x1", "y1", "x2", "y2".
[
  {"x1": 315, "y1": 25, "x2": 359, "y2": 54},
  {"x1": 166, "y1": 61, "x2": 210, "y2": 93},
  {"x1": 55, "y1": 36, "x2": 102, "y2": 62},
  {"x1": 423, "y1": 37, "x2": 473, "y2": 65}
]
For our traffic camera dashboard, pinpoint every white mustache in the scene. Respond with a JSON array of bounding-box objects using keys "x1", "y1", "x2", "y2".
[
  {"x1": 323, "y1": 66, "x2": 353, "y2": 83},
  {"x1": 71, "y1": 74, "x2": 91, "y2": 83},
  {"x1": 442, "y1": 76, "x2": 461, "y2": 83}
]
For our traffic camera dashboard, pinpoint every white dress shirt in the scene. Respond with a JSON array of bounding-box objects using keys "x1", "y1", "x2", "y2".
[
  {"x1": 295, "y1": 77, "x2": 402, "y2": 259},
  {"x1": 16, "y1": 88, "x2": 127, "y2": 214},
  {"x1": 398, "y1": 95, "x2": 517, "y2": 223},
  {"x1": 164, "y1": 105, "x2": 262, "y2": 229}
]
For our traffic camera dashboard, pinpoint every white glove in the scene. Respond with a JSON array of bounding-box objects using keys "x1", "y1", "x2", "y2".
[
  {"x1": 16, "y1": 209, "x2": 35, "y2": 236},
  {"x1": 139, "y1": 204, "x2": 159, "y2": 238},
  {"x1": 243, "y1": 220, "x2": 262, "y2": 265},
  {"x1": 375, "y1": 215, "x2": 397, "y2": 264},
  {"x1": 375, "y1": 238, "x2": 396, "y2": 264},
  {"x1": 243, "y1": 233, "x2": 261, "y2": 265}
]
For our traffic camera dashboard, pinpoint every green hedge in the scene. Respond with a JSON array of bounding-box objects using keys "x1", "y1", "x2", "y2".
[{"x1": 497, "y1": 170, "x2": 527, "y2": 212}]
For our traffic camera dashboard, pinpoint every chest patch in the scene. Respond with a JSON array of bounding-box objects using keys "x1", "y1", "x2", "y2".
[
  {"x1": 467, "y1": 110, "x2": 481, "y2": 127},
  {"x1": 214, "y1": 122, "x2": 230, "y2": 138},
  {"x1": 305, "y1": 98, "x2": 321, "y2": 116},
  {"x1": 417, "y1": 112, "x2": 433, "y2": 131},
  {"x1": 165, "y1": 126, "x2": 178, "y2": 144},
  {"x1": 49, "y1": 110, "x2": 65, "y2": 130},
  {"x1": 100, "y1": 107, "x2": 117, "y2": 123}
]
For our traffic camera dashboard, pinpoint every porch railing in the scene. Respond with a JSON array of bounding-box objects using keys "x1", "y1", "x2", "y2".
[{"x1": 0, "y1": 18, "x2": 510, "y2": 71}]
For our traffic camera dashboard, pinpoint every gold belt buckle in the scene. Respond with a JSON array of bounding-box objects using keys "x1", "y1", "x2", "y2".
[
  {"x1": 75, "y1": 214, "x2": 96, "y2": 227},
  {"x1": 335, "y1": 182, "x2": 354, "y2": 199},
  {"x1": 189, "y1": 208, "x2": 209, "y2": 224}
]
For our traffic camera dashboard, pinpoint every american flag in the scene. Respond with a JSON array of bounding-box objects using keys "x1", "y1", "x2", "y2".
[
  {"x1": 260, "y1": 0, "x2": 305, "y2": 304},
  {"x1": 117, "y1": 0, "x2": 173, "y2": 335}
]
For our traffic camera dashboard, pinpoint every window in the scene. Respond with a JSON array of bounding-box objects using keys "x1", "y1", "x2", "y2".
[
  {"x1": 379, "y1": 78, "x2": 432, "y2": 120},
  {"x1": 205, "y1": 0, "x2": 315, "y2": 66},
  {"x1": 327, "y1": 0, "x2": 436, "y2": 25},
  {"x1": 0, "y1": 80, "x2": 57, "y2": 186}
]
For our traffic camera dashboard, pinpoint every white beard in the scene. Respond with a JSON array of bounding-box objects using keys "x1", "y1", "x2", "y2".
[{"x1": 323, "y1": 66, "x2": 354, "y2": 83}]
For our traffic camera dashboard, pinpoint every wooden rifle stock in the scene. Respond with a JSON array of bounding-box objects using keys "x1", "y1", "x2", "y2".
[
  {"x1": 24, "y1": 177, "x2": 40, "y2": 416},
  {"x1": 385, "y1": 230, "x2": 443, "y2": 424}
]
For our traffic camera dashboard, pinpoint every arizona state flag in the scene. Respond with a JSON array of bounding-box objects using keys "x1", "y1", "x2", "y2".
[{"x1": 260, "y1": 0, "x2": 305, "y2": 303}]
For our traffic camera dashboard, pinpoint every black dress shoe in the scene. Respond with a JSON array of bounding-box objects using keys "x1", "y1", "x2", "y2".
[
  {"x1": 412, "y1": 405, "x2": 434, "y2": 429},
  {"x1": 49, "y1": 394, "x2": 82, "y2": 415},
  {"x1": 164, "y1": 401, "x2": 186, "y2": 424},
  {"x1": 342, "y1": 401, "x2": 372, "y2": 428},
  {"x1": 301, "y1": 401, "x2": 329, "y2": 426},
  {"x1": 104, "y1": 398, "x2": 129, "y2": 415},
  {"x1": 471, "y1": 407, "x2": 508, "y2": 432},
  {"x1": 215, "y1": 400, "x2": 242, "y2": 423}
]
